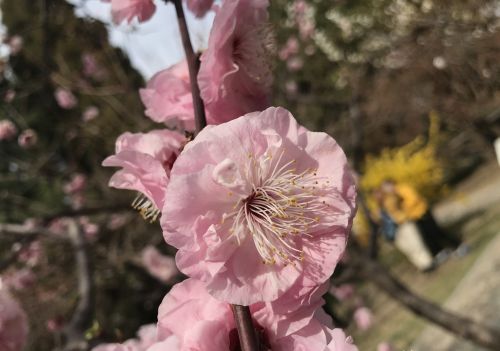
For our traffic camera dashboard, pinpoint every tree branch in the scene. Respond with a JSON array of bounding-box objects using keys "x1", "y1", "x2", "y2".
[
  {"x1": 170, "y1": 0, "x2": 207, "y2": 135},
  {"x1": 349, "y1": 246, "x2": 500, "y2": 350},
  {"x1": 62, "y1": 220, "x2": 95, "y2": 351},
  {"x1": 231, "y1": 305, "x2": 260, "y2": 351}
]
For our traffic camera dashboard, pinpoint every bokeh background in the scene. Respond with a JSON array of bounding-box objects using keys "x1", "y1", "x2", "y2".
[{"x1": 1, "y1": 0, "x2": 499, "y2": 350}]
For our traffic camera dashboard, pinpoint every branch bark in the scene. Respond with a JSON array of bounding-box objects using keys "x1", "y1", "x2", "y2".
[
  {"x1": 349, "y1": 246, "x2": 500, "y2": 350},
  {"x1": 231, "y1": 305, "x2": 260, "y2": 351},
  {"x1": 62, "y1": 220, "x2": 95, "y2": 351},
  {"x1": 170, "y1": 0, "x2": 207, "y2": 135}
]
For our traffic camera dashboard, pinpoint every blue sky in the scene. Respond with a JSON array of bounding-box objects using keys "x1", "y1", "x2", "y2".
[{"x1": 67, "y1": 0, "x2": 215, "y2": 79}]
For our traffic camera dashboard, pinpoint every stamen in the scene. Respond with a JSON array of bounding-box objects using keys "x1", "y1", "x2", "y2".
[
  {"x1": 223, "y1": 151, "x2": 336, "y2": 266},
  {"x1": 132, "y1": 193, "x2": 160, "y2": 223}
]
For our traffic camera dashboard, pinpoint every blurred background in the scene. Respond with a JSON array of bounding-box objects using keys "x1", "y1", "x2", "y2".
[{"x1": 0, "y1": 0, "x2": 499, "y2": 350}]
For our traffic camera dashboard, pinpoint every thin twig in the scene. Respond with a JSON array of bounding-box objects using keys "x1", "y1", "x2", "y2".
[{"x1": 170, "y1": 0, "x2": 207, "y2": 134}]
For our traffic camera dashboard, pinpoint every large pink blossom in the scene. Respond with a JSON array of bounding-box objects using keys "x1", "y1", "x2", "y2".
[
  {"x1": 198, "y1": 0, "x2": 275, "y2": 124},
  {"x1": 186, "y1": 0, "x2": 214, "y2": 18},
  {"x1": 141, "y1": 246, "x2": 178, "y2": 283},
  {"x1": 0, "y1": 288, "x2": 29, "y2": 351},
  {"x1": 157, "y1": 278, "x2": 358, "y2": 351},
  {"x1": 162, "y1": 107, "x2": 357, "y2": 305},
  {"x1": 103, "y1": 129, "x2": 186, "y2": 222},
  {"x1": 104, "y1": 0, "x2": 156, "y2": 24},
  {"x1": 139, "y1": 61, "x2": 196, "y2": 130}
]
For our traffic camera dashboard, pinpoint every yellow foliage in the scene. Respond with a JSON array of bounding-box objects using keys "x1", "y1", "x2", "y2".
[{"x1": 360, "y1": 111, "x2": 445, "y2": 213}]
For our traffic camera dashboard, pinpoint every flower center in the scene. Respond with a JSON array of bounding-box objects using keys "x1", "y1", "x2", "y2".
[
  {"x1": 132, "y1": 193, "x2": 160, "y2": 223},
  {"x1": 225, "y1": 153, "x2": 331, "y2": 266}
]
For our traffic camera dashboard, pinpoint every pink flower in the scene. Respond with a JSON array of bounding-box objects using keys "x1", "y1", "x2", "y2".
[
  {"x1": 377, "y1": 342, "x2": 395, "y2": 351},
  {"x1": 79, "y1": 217, "x2": 99, "y2": 241},
  {"x1": 46, "y1": 316, "x2": 64, "y2": 333},
  {"x1": 92, "y1": 324, "x2": 173, "y2": 351},
  {"x1": 287, "y1": 56, "x2": 304, "y2": 71},
  {"x1": 353, "y1": 306, "x2": 373, "y2": 331},
  {"x1": 0, "y1": 120, "x2": 17, "y2": 141},
  {"x1": 198, "y1": 0, "x2": 275, "y2": 124},
  {"x1": 162, "y1": 107, "x2": 356, "y2": 305},
  {"x1": 330, "y1": 284, "x2": 355, "y2": 302},
  {"x1": 4, "y1": 90, "x2": 15, "y2": 103},
  {"x1": 54, "y1": 88, "x2": 77, "y2": 109},
  {"x1": 103, "y1": 129, "x2": 186, "y2": 222},
  {"x1": 8, "y1": 35, "x2": 23, "y2": 55},
  {"x1": 18, "y1": 240, "x2": 42, "y2": 267},
  {"x1": 141, "y1": 246, "x2": 178, "y2": 283},
  {"x1": 2, "y1": 269, "x2": 36, "y2": 291},
  {"x1": 139, "y1": 61, "x2": 196, "y2": 130},
  {"x1": 285, "y1": 80, "x2": 298, "y2": 95},
  {"x1": 0, "y1": 288, "x2": 29, "y2": 351},
  {"x1": 63, "y1": 173, "x2": 87, "y2": 194},
  {"x1": 18, "y1": 129, "x2": 38, "y2": 148},
  {"x1": 185, "y1": 0, "x2": 214, "y2": 18},
  {"x1": 107, "y1": 0, "x2": 156, "y2": 24},
  {"x1": 82, "y1": 106, "x2": 100, "y2": 122},
  {"x1": 107, "y1": 214, "x2": 128, "y2": 230},
  {"x1": 279, "y1": 36, "x2": 300, "y2": 60},
  {"x1": 82, "y1": 53, "x2": 106, "y2": 79},
  {"x1": 157, "y1": 279, "x2": 358, "y2": 351}
]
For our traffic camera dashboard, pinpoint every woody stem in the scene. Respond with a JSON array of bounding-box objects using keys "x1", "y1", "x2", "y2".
[
  {"x1": 170, "y1": 0, "x2": 207, "y2": 135},
  {"x1": 231, "y1": 304, "x2": 260, "y2": 351}
]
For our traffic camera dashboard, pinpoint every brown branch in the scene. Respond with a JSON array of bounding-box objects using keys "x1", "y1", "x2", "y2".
[
  {"x1": 40, "y1": 203, "x2": 132, "y2": 223},
  {"x1": 349, "y1": 246, "x2": 500, "y2": 350},
  {"x1": 231, "y1": 305, "x2": 260, "y2": 351},
  {"x1": 170, "y1": 0, "x2": 207, "y2": 134},
  {"x1": 62, "y1": 220, "x2": 95, "y2": 351}
]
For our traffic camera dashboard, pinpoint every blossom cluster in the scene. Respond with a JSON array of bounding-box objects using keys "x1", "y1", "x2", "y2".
[{"x1": 100, "y1": 0, "x2": 358, "y2": 350}]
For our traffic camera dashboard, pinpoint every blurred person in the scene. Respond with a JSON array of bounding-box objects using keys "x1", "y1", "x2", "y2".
[
  {"x1": 380, "y1": 179, "x2": 467, "y2": 265},
  {"x1": 375, "y1": 186, "x2": 434, "y2": 271}
]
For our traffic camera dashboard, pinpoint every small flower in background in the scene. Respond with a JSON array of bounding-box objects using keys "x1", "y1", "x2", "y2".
[
  {"x1": 79, "y1": 217, "x2": 100, "y2": 241},
  {"x1": 140, "y1": 246, "x2": 178, "y2": 284},
  {"x1": 103, "y1": 129, "x2": 186, "y2": 222},
  {"x1": 107, "y1": 214, "x2": 128, "y2": 231},
  {"x1": 377, "y1": 341, "x2": 395, "y2": 351},
  {"x1": 185, "y1": 0, "x2": 214, "y2": 18},
  {"x1": 0, "y1": 119, "x2": 17, "y2": 141},
  {"x1": 279, "y1": 36, "x2": 300, "y2": 60},
  {"x1": 82, "y1": 53, "x2": 107, "y2": 80},
  {"x1": 285, "y1": 80, "x2": 298, "y2": 95},
  {"x1": 54, "y1": 88, "x2": 78, "y2": 109},
  {"x1": 353, "y1": 306, "x2": 374, "y2": 331},
  {"x1": 82, "y1": 106, "x2": 100, "y2": 122},
  {"x1": 162, "y1": 107, "x2": 356, "y2": 305},
  {"x1": 4, "y1": 89, "x2": 15, "y2": 102},
  {"x1": 104, "y1": 0, "x2": 156, "y2": 25},
  {"x1": 0, "y1": 287, "x2": 29, "y2": 351},
  {"x1": 8, "y1": 35, "x2": 23, "y2": 55},
  {"x1": 2, "y1": 268, "x2": 36, "y2": 291},
  {"x1": 287, "y1": 56, "x2": 304, "y2": 72},
  {"x1": 140, "y1": 61, "x2": 196, "y2": 131},
  {"x1": 198, "y1": 0, "x2": 275, "y2": 124},
  {"x1": 433, "y1": 56, "x2": 447, "y2": 70},
  {"x1": 63, "y1": 173, "x2": 87, "y2": 194},
  {"x1": 18, "y1": 129, "x2": 38, "y2": 148},
  {"x1": 330, "y1": 284, "x2": 355, "y2": 302},
  {"x1": 18, "y1": 240, "x2": 42, "y2": 267},
  {"x1": 46, "y1": 316, "x2": 65, "y2": 333}
]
